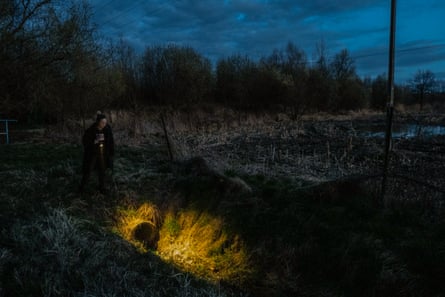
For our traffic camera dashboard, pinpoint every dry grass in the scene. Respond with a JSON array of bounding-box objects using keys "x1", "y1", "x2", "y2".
[
  {"x1": 5, "y1": 107, "x2": 445, "y2": 296},
  {"x1": 113, "y1": 201, "x2": 253, "y2": 286},
  {"x1": 2, "y1": 141, "x2": 445, "y2": 297},
  {"x1": 157, "y1": 209, "x2": 252, "y2": 285},
  {"x1": 113, "y1": 202, "x2": 162, "y2": 252},
  {"x1": 0, "y1": 143, "x2": 247, "y2": 297},
  {"x1": 3, "y1": 207, "x2": 245, "y2": 297},
  {"x1": 301, "y1": 108, "x2": 382, "y2": 121}
]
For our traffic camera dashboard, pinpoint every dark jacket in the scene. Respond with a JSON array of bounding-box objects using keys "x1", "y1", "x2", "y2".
[{"x1": 82, "y1": 123, "x2": 114, "y2": 172}]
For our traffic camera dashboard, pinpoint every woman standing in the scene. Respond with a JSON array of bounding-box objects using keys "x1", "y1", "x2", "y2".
[{"x1": 80, "y1": 112, "x2": 114, "y2": 194}]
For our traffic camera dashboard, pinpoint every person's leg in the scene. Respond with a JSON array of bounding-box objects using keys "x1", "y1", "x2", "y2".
[
  {"x1": 80, "y1": 156, "x2": 96, "y2": 193},
  {"x1": 98, "y1": 169, "x2": 106, "y2": 193},
  {"x1": 97, "y1": 154, "x2": 107, "y2": 194}
]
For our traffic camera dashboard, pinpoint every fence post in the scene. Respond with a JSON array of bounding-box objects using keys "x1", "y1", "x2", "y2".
[{"x1": 0, "y1": 119, "x2": 18, "y2": 144}]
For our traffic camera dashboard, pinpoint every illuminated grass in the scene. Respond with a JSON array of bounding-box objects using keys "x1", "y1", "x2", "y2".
[
  {"x1": 113, "y1": 202, "x2": 162, "y2": 252},
  {"x1": 113, "y1": 203, "x2": 253, "y2": 285},
  {"x1": 157, "y1": 209, "x2": 252, "y2": 285}
]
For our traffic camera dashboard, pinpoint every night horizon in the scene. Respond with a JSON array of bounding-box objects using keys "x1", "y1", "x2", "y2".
[
  {"x1": 91, "y1": 0, "x2": 445, "y2": 83},
  {"x1": 2, "y1": 1, "x2": 445, "y2": 296}
]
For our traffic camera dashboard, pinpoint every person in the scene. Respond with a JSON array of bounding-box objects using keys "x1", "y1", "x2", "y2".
[{"x1": 80, "y1": 112, "x2": 114, "y2": 194}]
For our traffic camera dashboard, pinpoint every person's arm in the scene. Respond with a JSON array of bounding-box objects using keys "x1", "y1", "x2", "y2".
[{"x1": 82, "y1": 127, "x2": 94, "y2": 150}]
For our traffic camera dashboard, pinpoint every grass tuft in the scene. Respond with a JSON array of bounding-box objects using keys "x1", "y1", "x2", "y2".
[
  {"x1": 157, "y1": 209, "x2": 253, "y2": 285},
  {"x1": 113, "y1": 202, "x2": 162, "y2": 252}
]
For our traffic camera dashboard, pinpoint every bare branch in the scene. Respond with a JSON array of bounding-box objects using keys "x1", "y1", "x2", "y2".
[{"x1": 10, "y1": 0, "x2": 51, "y2": 36}]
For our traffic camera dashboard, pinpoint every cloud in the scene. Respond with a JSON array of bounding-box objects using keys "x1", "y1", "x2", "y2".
[{"x1": 92, "y1": 0, "x2": 445, "y2": 81}]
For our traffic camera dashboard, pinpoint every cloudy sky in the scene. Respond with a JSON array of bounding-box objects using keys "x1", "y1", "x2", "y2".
[{"x1": 90, "y1": 0, "x2": 445, "y2": 83}]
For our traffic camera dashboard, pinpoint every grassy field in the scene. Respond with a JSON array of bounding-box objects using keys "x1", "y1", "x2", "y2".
[{"x1": 1, "y1": 124, "x2": 445, "y2": 296}]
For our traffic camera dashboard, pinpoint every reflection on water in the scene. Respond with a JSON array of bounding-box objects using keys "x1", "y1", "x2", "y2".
[{"x1": 364, "y1": 124, "x2": 445, "y2": 138}]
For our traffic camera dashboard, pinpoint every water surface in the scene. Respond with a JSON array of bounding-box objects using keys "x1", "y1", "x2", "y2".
[{"x1": 364, "y1": 124, "x2": 445, "y2": 138}]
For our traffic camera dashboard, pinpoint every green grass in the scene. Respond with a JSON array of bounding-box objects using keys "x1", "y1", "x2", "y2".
[
  {"x1": 0, "y1": 144, "x2": 242, "y2": 297},
  {"x1": 174, "y1": 171, "x2": 445, "y2": 296},
  {"x1": 163, "y1": 216, "x2": 181, "y2": 237},
  {"x1": 1, "y1": 143, "x2": 445, "y2": 297}
]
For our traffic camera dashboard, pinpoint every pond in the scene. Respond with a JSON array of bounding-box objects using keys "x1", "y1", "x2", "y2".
[{"x1": 363, "y1": 124, "x2": 445, "y2": 138}]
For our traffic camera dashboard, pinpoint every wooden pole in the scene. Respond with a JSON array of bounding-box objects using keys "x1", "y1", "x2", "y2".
[
  {"x1": 160, "y1": 111, "x2": 174, "y2": 161},
  {"x1": 381, "y1": 0, "x2": 397, "y2": 205},
  {"x1": 5, "y1": 120, "x2": 10, "y2": 144}
]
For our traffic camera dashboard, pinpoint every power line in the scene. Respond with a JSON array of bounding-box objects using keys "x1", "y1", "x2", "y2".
[
  {"x1": 397, "y1": 43, "x2": 445, "y2": 54},
  {"x1": 353, "y1": 43, "x2": 445, "y2": 60},
  {"x1": 98, "y1": 0, "x2": 147, "y2": 27}
]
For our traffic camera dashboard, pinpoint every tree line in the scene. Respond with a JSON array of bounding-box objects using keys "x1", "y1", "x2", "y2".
[{"x1": 1, "y1": 0, "x2": 443, "y2": 124}]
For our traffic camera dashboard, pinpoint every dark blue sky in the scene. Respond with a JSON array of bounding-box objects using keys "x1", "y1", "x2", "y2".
[{"x1": 91, "y1": 0, "x2": 445, "y2": 83}]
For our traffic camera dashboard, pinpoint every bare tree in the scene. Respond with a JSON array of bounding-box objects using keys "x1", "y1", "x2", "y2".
[
  {"x1": 315, "y1": 40, "x2": 330, "y2": 76},
  {"x1": 142, "y1": 44, "x2": 212, "y2": 108},
  {"x1": 216, "y1": 54, "x2": 256, "y2": 110},
  {"x1": 371, "y1": 74, "x2": 387, "y2": 110},
  {"x1": 329, "y1": 49, "x2": 365, "y2": 110},
  {"x1": 260, "y1": 42, "x2": 308, "y2": 118},
  {"x1": 305, "y1": 40, "x2": 334, "y2": 111},
  {"x1": 112, "y1": 39, "x2": 142, "y2": 110},
  {"x1": 0, "y1": 0, "x2": 100, "y2": 122},
  {"x1": 410, "y1": 69, "x2": 436, "y2": 111},
  {"x1": 330, "y1": 49, "x2": 356, "y2": 82}
]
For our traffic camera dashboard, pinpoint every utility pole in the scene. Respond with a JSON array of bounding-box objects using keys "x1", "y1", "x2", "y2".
[{"x1": 381, "y1": 0, "x2": 397, "y2": 205}]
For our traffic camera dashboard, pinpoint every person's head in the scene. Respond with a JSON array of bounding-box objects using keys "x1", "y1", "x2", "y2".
[{"x1": 96, "y1": 112, "x2": 107, "y2": 130}]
